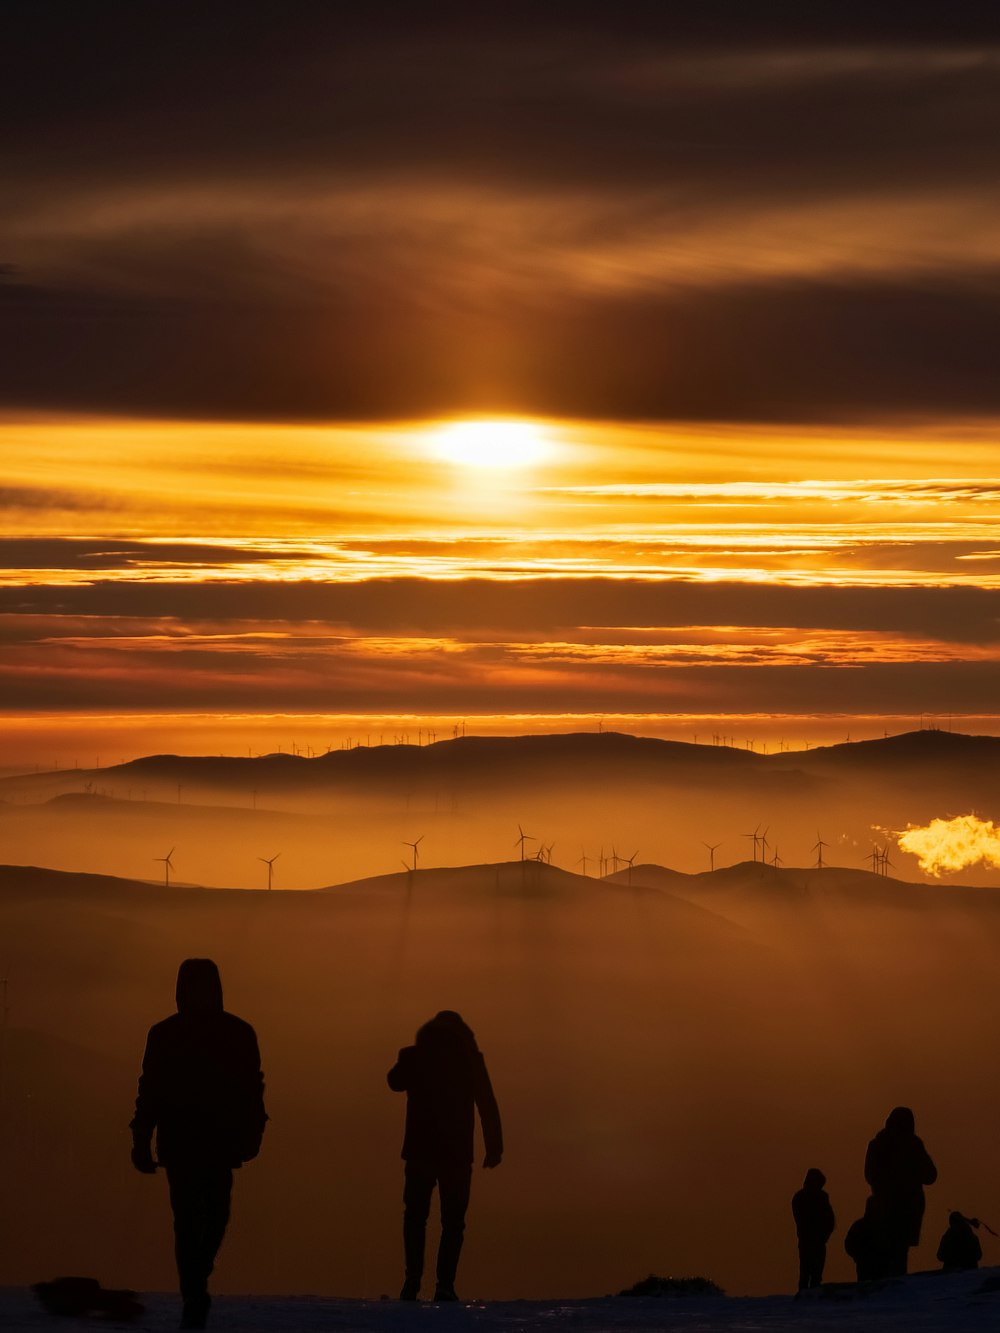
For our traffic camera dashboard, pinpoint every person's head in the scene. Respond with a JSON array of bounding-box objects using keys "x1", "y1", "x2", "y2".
[
  {"x1": 175, "y1": 958, "x2": 223, "y2": 1014},
  {"x1": 884, "y1": 1106, "x2": 915, "y2": 1134},
  {"x1": 803, "y1": 1168, "x2": 826, "y2": 1190},
  {"x1": 415, "y1": 1009, "x2": 478, "y2": 1053},
  {"x1": 949, "y1": 1211, "x2": 969, "y2": 1229}
]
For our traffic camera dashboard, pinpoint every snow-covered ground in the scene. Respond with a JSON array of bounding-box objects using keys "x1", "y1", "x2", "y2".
[{"x1": 4, "y1": 1271, "x2": 1000, "y2": 1333}]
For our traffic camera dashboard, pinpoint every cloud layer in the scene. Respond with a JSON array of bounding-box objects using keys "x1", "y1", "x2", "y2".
[{"x1": 4, "y1": 7, "x2": 1000, "y2": 420}]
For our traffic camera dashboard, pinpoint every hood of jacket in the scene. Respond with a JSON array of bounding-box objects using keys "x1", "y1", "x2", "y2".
[{"x1": 175, "y1": 958, "x2": 224, "y2": 1014}]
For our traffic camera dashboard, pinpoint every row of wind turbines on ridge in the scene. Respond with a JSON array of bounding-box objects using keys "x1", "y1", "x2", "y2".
[{"x1": 151, "y1": 826, "x2": 896, "y2": 890}]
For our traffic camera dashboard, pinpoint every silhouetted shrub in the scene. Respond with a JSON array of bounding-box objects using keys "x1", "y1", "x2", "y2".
[{"x1": 618, "y1": 1273, "x2": 724, "y2": 1297}]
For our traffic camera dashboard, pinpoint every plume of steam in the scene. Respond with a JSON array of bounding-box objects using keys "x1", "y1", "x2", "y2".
[{"x1": 897, "y1": 814, "x2": 1000, "y2": 877}]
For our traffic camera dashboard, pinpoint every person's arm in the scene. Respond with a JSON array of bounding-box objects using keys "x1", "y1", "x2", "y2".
[
  {"x1": 863, "y1": 1139, "x2": 877, "y2": 1188},
  {"x1": 387, "y1": 1046, "x2": 416, "y2": 1091},
  {"x1": 237, "y1": 1024, "x2": 268, "y2": 1162},
  {"x1": 474, "y1": 1053, "x2": 503, "y2": 1168},
  {"x1": 918, "y1": 1141, "x2": 938, "y2": 1186},
  {"x1": 129, "y1": 1026, "x2": 161, "y2": 1173},
  {"x1": 823, "y1": 1199, "x2": 836, "y2": 1240}
]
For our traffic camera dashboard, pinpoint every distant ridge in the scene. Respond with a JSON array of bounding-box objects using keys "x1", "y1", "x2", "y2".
[{"x1": 9, "y1": 726, "x2": 996, "y2": 789}]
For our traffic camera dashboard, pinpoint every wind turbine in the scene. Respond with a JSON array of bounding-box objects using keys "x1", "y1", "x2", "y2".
[
  {"x1": 813, "y1": 834, "x2": 828, "y2": 870},
  {"x1": 155, "y1": 848, "x2": 175, "y2": 889},
  {"x1": 880, "y1": 847, "x2": 894, "y2": 878},
  {"x1": 403, "y1": 836, "x2": 424, "y2": 872},
  {"x1": 514, "y1": 825, "x2": 534, "y2": 862},
  {"x1": 867, "y1": 845, "x2": 881, "y2": 874},
  {"x1": 576, "y1": 851, "x2": 590, "y2": 876},
  {"x1": 702, "y1": 841, "x2": 721, "y2": 872},
  {"x1": 624, "y1": 850, "x2": 638, "y2": 885},
  {"x1": 742, "y1": 825, "x2": 761, "y2": 863},
  {"x1": 258, "y1": 852, "x2": 280, "y2": 891},
  {"x1": 759, "y1": 826, "x2": 771, "y2": 861}
]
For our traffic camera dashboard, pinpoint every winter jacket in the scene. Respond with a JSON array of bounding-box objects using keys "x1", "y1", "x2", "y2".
[
  {"x1": 792, "y1": 1170, "x2": 835, "y2": 1244},
  {"x1": 388, "y1": 1011, "x2": 502, "y2": 1166},
  {"x1": 864, "y1": 1107, "x2": 936, "y2": 1247},
  {"x1": 131, "y1": 959, "x2": 267, "y2": 1168}
]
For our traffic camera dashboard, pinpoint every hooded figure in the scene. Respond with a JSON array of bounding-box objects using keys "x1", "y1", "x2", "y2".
[
  {"x1": 130, "y1": 960, "x2": 266, "y2": 1330},
  {"x1": 937, "y1": 1211, "x2": 983, "y2": 1272},
  {"x1": 792, "y1": 1168, "x2": 835, "y2": 1290},
  {"x1": 864, "y1": 1106, "x2": 937, "y2": 1277},
  {"x1": 387, "y1": 1010, "x2": 502, "y2": 1302}
]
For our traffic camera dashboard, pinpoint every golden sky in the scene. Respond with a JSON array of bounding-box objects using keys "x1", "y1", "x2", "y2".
[{"x1": 3, "y1": 10, "x2": 1000, "y2": 759}]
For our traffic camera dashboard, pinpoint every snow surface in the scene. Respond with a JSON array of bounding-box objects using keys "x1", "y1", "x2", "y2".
[{"x1": 4, "y1": 1271, "x2": 1000, "y2": 1333}]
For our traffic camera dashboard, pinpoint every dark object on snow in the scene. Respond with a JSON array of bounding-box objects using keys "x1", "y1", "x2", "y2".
[
  {"x1": 388, "y1": 1010, "x2": 502, "y2": 1301},
  {"x1": 618, "y1": 1274, "x2": 724, "y2": 1297},
  {"x1": 130, "y1": 959, "x2": 266, "y2": 1327},
  {"x1": 937, "y1": 1211, "x2": 983, "y2": 1271},
  {"x1": 845, "y1": 1198, "x2": 892, "y2": 1283},
  {"x1": 792, "y1": 1167, "x2": 835, "y2": 1290},
  {"x1": 863, "y1": 1106, "x2": 937, "y2": 1276},
  {"x1": 33, "y1": 1276, "x2": 144, "y2": 1320}
]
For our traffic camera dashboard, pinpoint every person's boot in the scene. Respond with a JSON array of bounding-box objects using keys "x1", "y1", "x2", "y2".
[
  {"x1": 435, "y1": 1225, "x2": 463, "y2": 1302},
  {"x1": 402, "y1": 1216, "x2": 426, "y2": 1302},
  {"x1": 179, "y1": 1293, "x2": 210, "y2": 1329}
]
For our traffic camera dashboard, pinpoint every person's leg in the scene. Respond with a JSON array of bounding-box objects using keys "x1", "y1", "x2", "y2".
[
  {"x1": 202, "y1": 1168, "x2": 234, "y2": 1282},
  {"x1": 167, "y1": 1166, "x2": 210, "y2": 1324},
  {"x1": 402, "y1": 1163, "x2": 435, "y2": 1298},
  {"x1": 800, "y1": 1241, "x2": 826, "y2": 1287},
  {"x1": 797, "y1": 1242, "x2": 810, "y2": 1290},
  {"x1": 435, "y1": 1163, "x2": 472, "y2": 1299},
  {"x1": 813, "y1": 1241, "x2": 827, "y2": 1285},
  {"x1": 167, "y1": 1165, "x2": 233, "y2": 1328}
]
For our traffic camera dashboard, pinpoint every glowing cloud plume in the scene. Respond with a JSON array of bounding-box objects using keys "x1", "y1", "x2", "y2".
[{"x1": 897, "y1": 814, "x2": 1000, "y2": 876}]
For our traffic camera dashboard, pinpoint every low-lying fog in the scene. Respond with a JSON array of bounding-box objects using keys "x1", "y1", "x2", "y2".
[
  {"x1": 2, "y1": 852, "x2": 1000, "y2": 1300},
  {"x1": 0, "y1": 766, "x2": 996, "y2": 889}
]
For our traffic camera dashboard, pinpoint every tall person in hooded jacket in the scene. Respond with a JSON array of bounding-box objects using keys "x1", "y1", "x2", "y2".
[
  {"x1": 864, "y1": 1105, "x2": 936, "y2": 1276},
  {"x1": 130, "y1": 960, "x2": 267, "y2": 1330}
]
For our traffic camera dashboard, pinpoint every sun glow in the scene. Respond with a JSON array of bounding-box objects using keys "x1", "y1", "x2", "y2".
[{"x1": 431, "y1": 419, "x2": 549, "y2": 469}]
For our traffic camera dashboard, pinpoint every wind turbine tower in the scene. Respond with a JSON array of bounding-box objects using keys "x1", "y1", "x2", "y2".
[
  {"x1": 743, "y1": 825, "x2": 761, "y2": 863},
  {"x1": 258, "y1": 852, "x2": 280, "y2": 891},
  {"x1": 702, "y1": 841, "x2": 721, "y2": 872},
  {"x1": 514, "y1": 825, "x2": 534, "y2": 862},
  {"x1": 155, "y1": 848, "x2": 175, "y2": 889},
  {"x1": 403, "y1": 836, "x2": 424, "y2": 872}
]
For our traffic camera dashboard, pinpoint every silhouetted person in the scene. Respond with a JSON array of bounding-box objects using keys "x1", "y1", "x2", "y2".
[
  {"x1": 130, "y1": 960, "x2": 266, "y2": 1330},
  {"x1": 387, "y1": 1010, "x2": 502, "y2": 1302},
  {"x1": 937, "y1": 1211, "x2": 982, "y2": 1271},
  {"x1": 864, "y1": 1106, "x2": 937, "y2": 1276},
  {"x1": 845, "y1": 1197, "x2": 891, "y2": 1282},
  {"x1": 792, "y1": 1167, "x2": 835, "y2": 1290}
]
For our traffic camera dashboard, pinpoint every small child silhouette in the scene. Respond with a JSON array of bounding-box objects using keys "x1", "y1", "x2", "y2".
[
  {"x1": 937, "y1": 1212, "x2": 983, "y2": 1272},
  {"x1": 792, "y1": 1168, "x2": 835, "y2": 1291}
]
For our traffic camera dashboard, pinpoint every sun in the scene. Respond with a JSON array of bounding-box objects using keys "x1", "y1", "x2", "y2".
[{"x1": 431, "y1": 419, "x2": 548, "y2": 469}]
